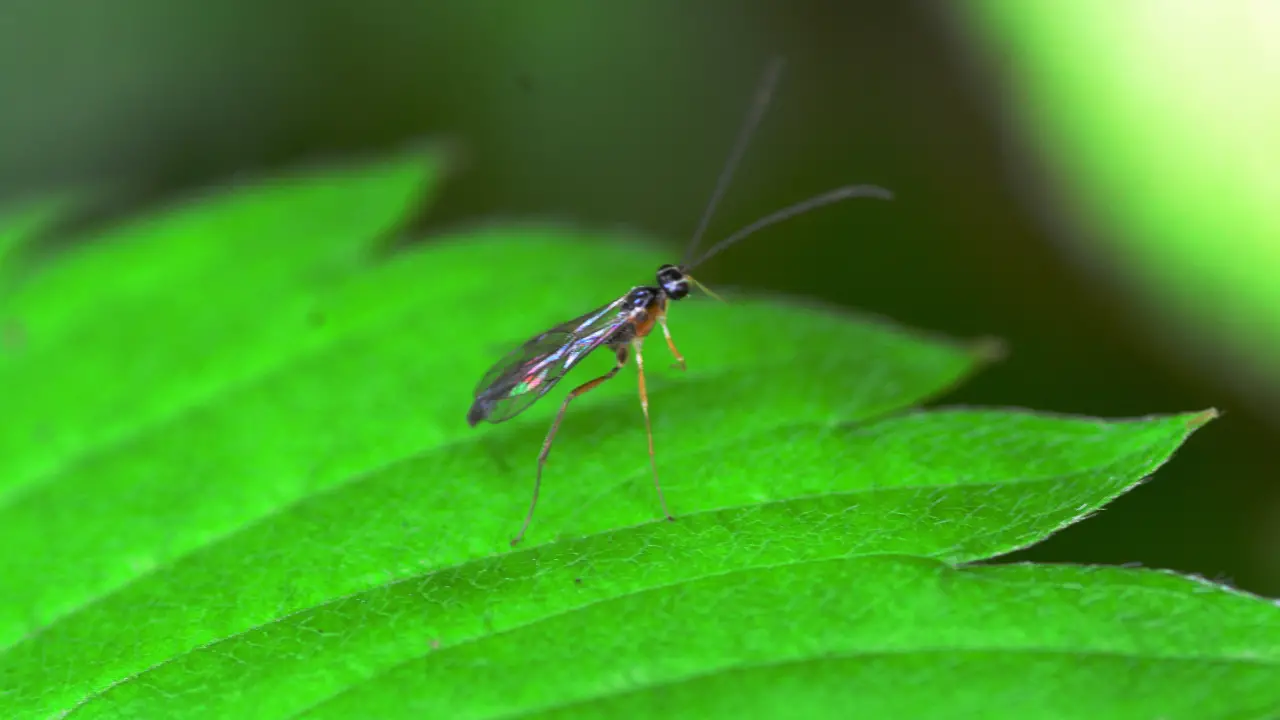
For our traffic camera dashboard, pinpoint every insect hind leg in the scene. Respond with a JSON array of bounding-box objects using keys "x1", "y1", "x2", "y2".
[
  {"x1": 513, "y1": 345, "x2": 628, "y2": 547},
  {"x1": 633, "y1": 338, "x2": 675, "y2": 523}
]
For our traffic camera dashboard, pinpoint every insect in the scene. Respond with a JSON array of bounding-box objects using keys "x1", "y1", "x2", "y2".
[{"x1": 468, "y1": 57, "x2": 893, "y2": 546}]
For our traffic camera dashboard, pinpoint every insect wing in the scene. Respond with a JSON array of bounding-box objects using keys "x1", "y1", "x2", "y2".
[
  {"x1": 468, "y1": 330, "x2": 574, "y2": 424},
  {"x1": 468, "y1": 297, "x2": 631, "y2": 425}
]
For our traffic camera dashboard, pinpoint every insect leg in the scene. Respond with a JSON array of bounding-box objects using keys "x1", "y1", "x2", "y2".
[
  {"x1": 633, "y1": 338, "x2": 675, "y2": 522},
  {"x1": 658, "y1": 316, "x2": 686, "y2": 371},
  {"x1": 514, "y1": 346, "x2": 629, "y2": 547}
]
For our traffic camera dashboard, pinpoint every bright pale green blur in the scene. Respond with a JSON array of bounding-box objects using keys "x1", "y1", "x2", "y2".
[{"x1": 969, "y1": 2, "x2": 1280, "y2": 403}]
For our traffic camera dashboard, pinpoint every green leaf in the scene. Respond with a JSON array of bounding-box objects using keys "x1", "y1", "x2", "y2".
[
  {"x1": 0, "y1": 149, "x2": 446, "y2": 502},
  {"x1": 0, "y1": 150, "x2": 1239, "y2": 719},
  {"x1": 298, "y1": 559, "x2": 1280, "y2": 720},
  {"x1": 13, "y1": 408, "x2": 1221, "y2": 718}
]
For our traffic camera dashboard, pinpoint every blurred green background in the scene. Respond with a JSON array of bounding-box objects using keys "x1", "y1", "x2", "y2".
[{"x1": 2, "y1": 1, "x2": 1276, "y2": 596}]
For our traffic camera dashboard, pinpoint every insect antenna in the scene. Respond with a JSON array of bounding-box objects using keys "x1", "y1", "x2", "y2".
[
  {"x1": 686, "y1": 276, "x2": 726, "y2": 302},
  {"x1": 686, "y1": 184, "x2": 893, "y2": 271},
  {"x1": 681, "y1": 56, "x2": 786, "y2": 268}
]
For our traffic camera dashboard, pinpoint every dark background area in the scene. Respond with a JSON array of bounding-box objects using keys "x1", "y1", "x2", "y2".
[{"x1": 3, "y1": 1, "x2": 1274, "y2": 595}]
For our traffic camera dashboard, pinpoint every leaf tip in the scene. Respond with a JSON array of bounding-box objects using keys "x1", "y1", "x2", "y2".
[
  {"x1": 396, "y1": 136, "x2": 465, "y2": 181},
  {"x1": 965, "y1": 335, "x2": 1009, "y2": 365},
  {"x1": 1185, "y1": 407, "x2": 1220, "y2": 430}
]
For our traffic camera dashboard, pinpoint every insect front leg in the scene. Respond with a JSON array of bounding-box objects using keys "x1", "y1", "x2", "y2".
[
  {"x1": 658, "y1": 316, "x2": 686, "y2": 371},
  {"x1": 514, "y1": 346, "x2": 629, "y2": 547},
  {"x1": 633, "y1": 338, "x2": 675, "y2": 522}
]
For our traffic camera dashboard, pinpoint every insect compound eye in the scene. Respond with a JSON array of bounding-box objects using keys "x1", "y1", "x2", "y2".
[{"x1": 664, "y1": 279, "x2": 690, "y2": 300}]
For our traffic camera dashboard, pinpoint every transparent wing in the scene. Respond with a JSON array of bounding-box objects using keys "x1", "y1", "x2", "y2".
[{"x1": 467, "y1": 296, "x2": 632, "y2": 426}]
